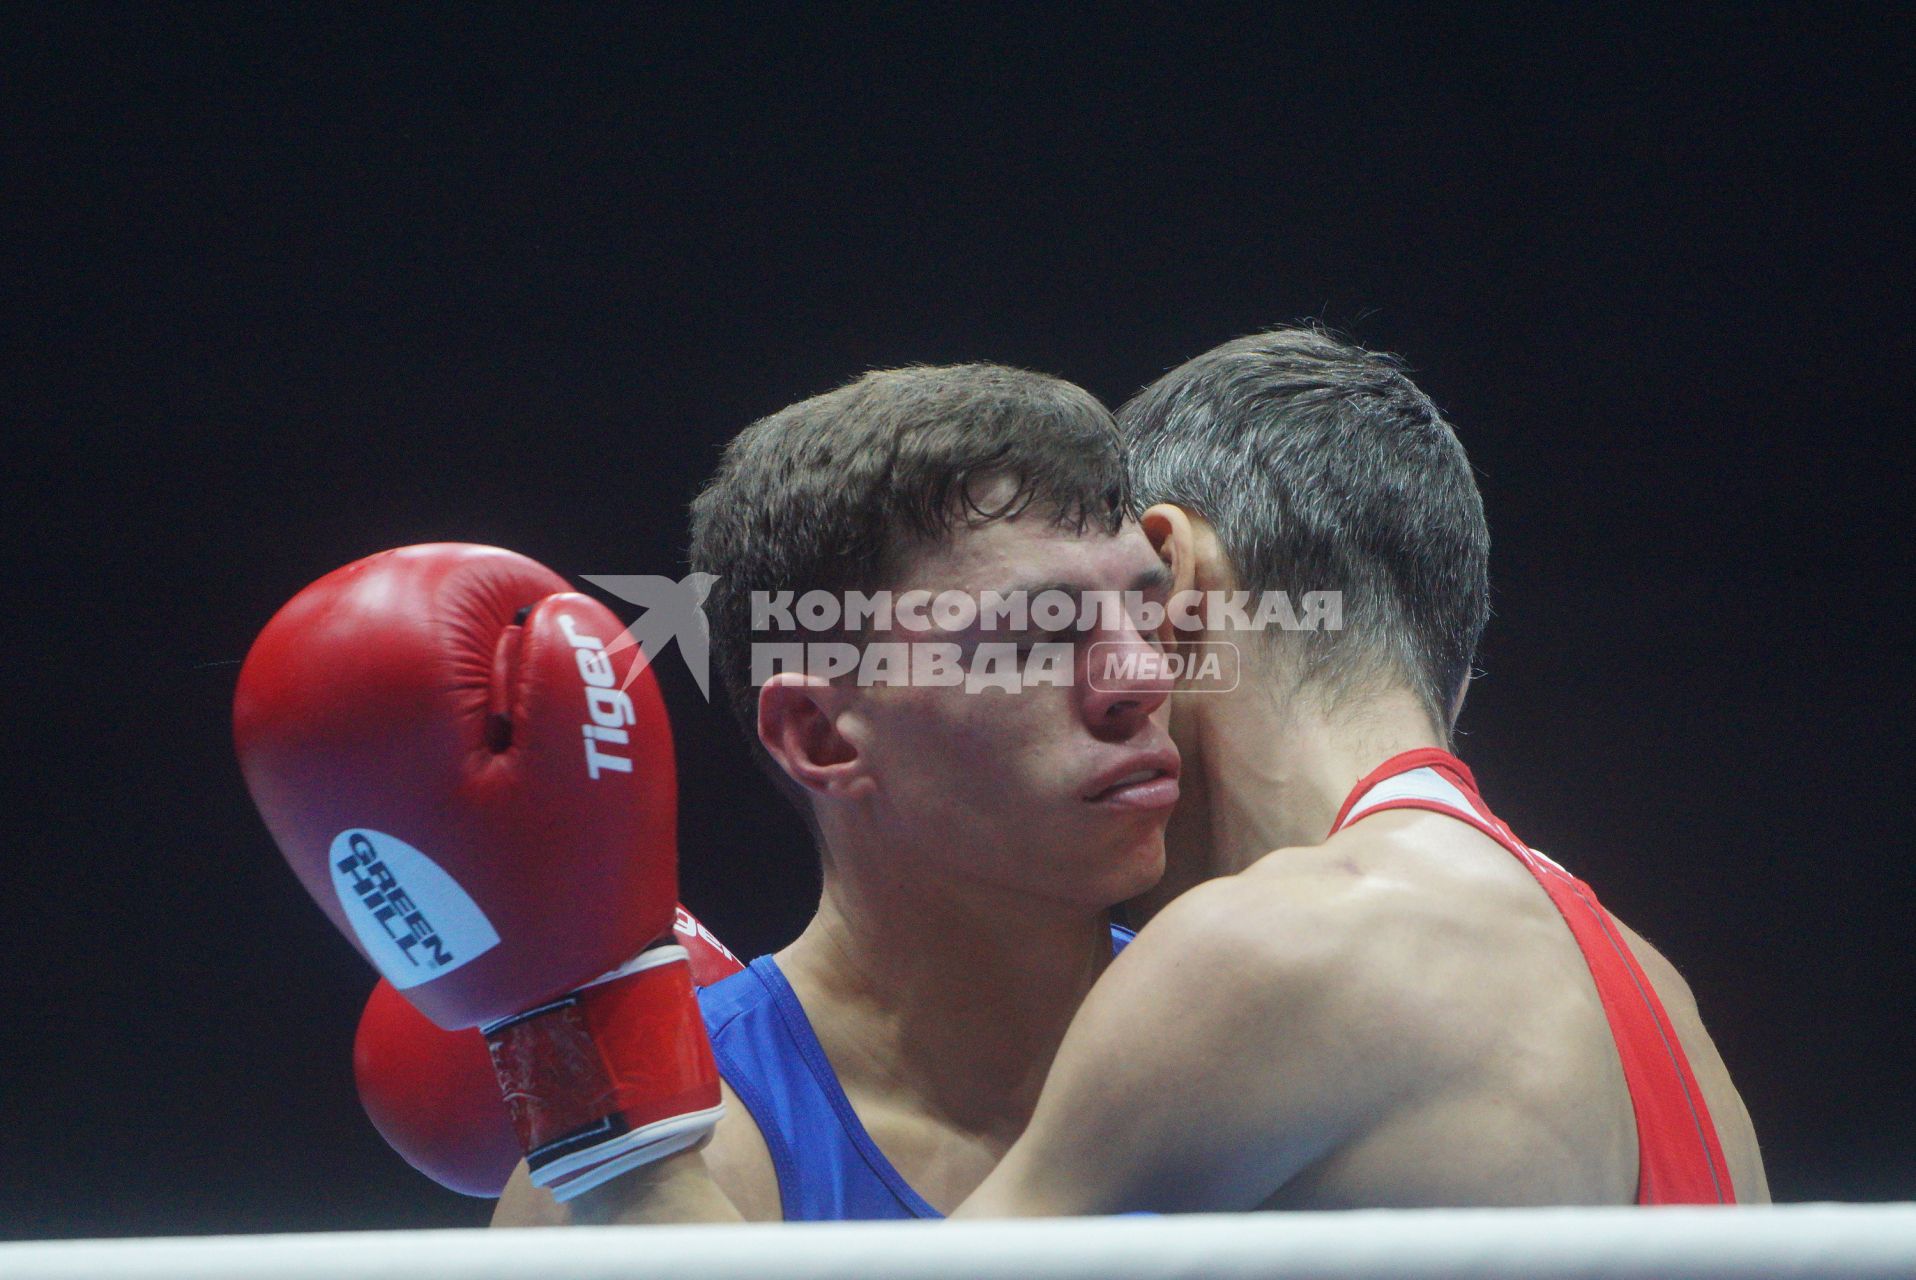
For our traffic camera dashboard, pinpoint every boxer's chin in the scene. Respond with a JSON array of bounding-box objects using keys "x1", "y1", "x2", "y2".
[{"x1": 1089, "y1": 818, "x2": 1170, "y2": 907}]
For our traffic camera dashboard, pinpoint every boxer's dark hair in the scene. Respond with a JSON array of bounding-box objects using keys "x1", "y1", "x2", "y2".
[
  {"x1": 1122, "y1": 326, "x2": 1489, "y2": 735},
  {"x1": 690, "y1": 363, "x2": 1129, "y2": 823}
]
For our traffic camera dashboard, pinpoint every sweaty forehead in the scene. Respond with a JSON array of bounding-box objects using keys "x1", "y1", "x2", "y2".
[{"x1": 892, "y1": 515, "x2": 1156, "y2": 596}]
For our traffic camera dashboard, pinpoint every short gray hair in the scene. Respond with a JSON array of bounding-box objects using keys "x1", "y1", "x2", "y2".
[{"x1": 1121, "y1": 326, "x2": 1490, "y2": 731}]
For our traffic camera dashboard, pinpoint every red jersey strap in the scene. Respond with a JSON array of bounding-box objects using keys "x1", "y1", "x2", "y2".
[{"x1": 1330, "y1": 749, "x2": 1734, "y2": 1205}]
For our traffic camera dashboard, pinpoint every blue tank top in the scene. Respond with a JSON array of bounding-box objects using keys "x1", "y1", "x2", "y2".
[{"x1": 696, "y1": 924, "x2": 1135, "y2": 1220}]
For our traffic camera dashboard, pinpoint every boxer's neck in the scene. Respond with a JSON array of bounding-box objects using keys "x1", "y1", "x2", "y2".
[
  {"x1": 779, "y1": 861, "x2": 1110, "y2": 1145},
  {"x1": 1135, "y1": 675, "x2": 1446, "y2": 922}
]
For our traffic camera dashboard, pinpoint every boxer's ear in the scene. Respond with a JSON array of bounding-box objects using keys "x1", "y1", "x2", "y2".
[
  {"x1": 1141, "y1": 503, "x2": 1206, "y2": 594},
  {"x1": 758, "y1": 675, "x2": 874, "y2": 801},
  {"x1": 1134, "y1": 502, "x2": 1195, "y2": 597}
]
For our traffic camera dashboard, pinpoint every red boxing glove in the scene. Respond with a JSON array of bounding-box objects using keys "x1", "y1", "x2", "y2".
[
  {"x1": 355, "y1": 978, "x2": 520, "y2": 1198},
  {"x1": 354, "y1": 906, "x2": 744, "y2": 1198},
  {"x1": 237, "y1": 543, "x2": 723, "y2": 1200}
]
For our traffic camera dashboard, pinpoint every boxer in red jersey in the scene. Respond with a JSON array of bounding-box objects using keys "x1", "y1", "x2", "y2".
[{"x1": 958, "y1": 327, "x2": 1769, "y2": 1211}]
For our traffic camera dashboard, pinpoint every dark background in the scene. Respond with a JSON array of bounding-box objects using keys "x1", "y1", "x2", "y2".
[{"x1": 6, "y1": 6, "x2": 1908, "y2": 1240}]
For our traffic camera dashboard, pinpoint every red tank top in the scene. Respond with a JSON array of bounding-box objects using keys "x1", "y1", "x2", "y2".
[{"x1": 1327, "y1": 748, "x2": 1734, "y2": 1204}]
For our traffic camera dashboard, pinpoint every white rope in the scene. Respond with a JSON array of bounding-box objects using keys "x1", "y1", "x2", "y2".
[{"x1": 3, "y1": 1204, "x2": 1913, "y2": 1280}]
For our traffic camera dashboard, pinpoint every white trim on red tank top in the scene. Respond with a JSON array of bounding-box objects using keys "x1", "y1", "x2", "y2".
[{"x1": 1330, "y1": 755, "x2": 1568, "y2": 876}]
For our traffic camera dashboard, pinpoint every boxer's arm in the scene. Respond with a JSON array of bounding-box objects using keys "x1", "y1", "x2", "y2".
[
  {"x1": 958, "y1": 872, "x2": 1446, "y2": 1216},
  {"x1": 492, "y1": 1159, "x2": 566, "y2": 1227},
  {"x1": 494, "y1": 1147, "x2": 744, "y2": 1226},
  {"x1": 492, "y1": 1079, "x2": 777, "y2": 1224}
]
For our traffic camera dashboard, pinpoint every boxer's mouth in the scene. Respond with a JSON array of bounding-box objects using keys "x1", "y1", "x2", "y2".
[{"x1": 1084, "y1": 751, "x2": 1181, "y2": 808}]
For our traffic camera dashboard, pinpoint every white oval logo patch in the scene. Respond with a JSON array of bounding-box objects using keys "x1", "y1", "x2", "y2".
[{"x1": 329, "y1": 829, "x2": 501, "y2": 988}]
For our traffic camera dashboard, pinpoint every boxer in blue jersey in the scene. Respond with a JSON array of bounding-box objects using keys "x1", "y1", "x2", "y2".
[
  {"x1": 693, "y1": 924, "x2": 1135, "y2": 1219},
  {"x1": 494, "y1": 364, "x2": 1179, "y2": 1224}
]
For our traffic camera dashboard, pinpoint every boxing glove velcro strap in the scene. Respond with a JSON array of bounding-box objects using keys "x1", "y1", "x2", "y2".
[{"x1": 484, "y1": 945, "x2": 723, "y2": 1197}]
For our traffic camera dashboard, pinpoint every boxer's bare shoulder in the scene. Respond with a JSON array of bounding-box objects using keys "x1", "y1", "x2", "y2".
[
  {"x1": 1235, "y1": 811, "x2": 1767, "y2": 1204},
  {"x1": 966, "y1": 860, "x2": 1494, "y2": 1215},
  {"x1": 1237, "y1": 812, "x2": 1643, "y2": 1204},
  {"x1": 968, "y1": 810, "x2": 1708, "y2": 1215}
]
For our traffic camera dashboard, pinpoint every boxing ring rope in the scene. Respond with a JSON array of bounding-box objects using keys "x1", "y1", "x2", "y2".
[{"x1": 5, "y1": 1205, "x2": 1914, "y2": 1280}]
